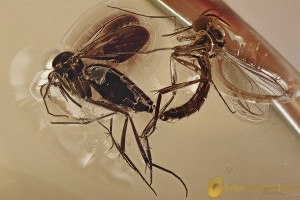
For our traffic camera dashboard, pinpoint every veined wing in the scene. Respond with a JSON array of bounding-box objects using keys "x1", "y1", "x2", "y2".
[
  {"x1": 78, "y1": 25, "x2": 150, "y2": 63},
  {"x1": 213, "y1": 49, "x2": 292, "y2": 121}
]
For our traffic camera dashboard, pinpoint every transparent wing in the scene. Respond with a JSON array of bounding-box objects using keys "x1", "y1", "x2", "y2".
[
  {"x1": 225, "y1": 96, "x2": 272, "y2": 122},
  {"x1": 213, "y1": 49, "x2": 292, "y2": 121}
]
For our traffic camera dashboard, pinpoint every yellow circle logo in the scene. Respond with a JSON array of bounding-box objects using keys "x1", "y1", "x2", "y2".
[{"x1": 207, "y1": 176, "x2": 224, "y2": 198}]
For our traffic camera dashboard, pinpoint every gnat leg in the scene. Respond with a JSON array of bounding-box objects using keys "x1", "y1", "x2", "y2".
[{"x1": 98, "y1": 118, "x2": 158, "y2": 196}]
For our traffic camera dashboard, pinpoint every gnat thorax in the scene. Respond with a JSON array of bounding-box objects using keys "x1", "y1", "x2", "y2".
[
  {"x1": 52, "y1": 51, "x2": 84, "y2": 77},
  {"x1": 192, "y1": 16, "x2": 211, "y2": 32},
  {"x1": 192, "y1": 15, "x2": 226, "y2": 48}
]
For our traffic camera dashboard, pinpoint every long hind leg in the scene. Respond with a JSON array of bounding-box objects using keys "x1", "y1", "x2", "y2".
[
  {"x1": 98, "y1": 117, "x2": 158, "y2": 195},
  {"x1": 125, "y1": 117, "x2": 188, "y2": 196}
]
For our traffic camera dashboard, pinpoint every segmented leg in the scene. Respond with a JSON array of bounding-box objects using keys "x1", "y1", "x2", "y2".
[{"x1": 98, "y1": 118, "x2": 157, "y2": 196}]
